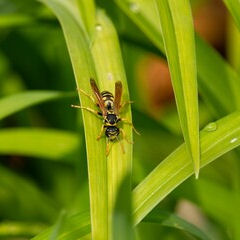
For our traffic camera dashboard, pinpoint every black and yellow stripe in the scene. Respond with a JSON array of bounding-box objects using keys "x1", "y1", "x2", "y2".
[{"x1": 101, "y1": 91, "x2": 114, "y2": 110}]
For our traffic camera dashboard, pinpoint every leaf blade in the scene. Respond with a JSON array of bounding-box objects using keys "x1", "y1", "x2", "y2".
[
  {"x1": 0, "y1": 91, "x2": 70, "y2": 120},
  {"x1": 133, "y1": 111, "x2": 240, "y2": 224},
  {"x1": 155, "y1": 0, "x2": 199, "y2": 177},
  {"x1": 90, "y1": 10, "x2": 133, "y2": 238},
  {"x1": 38, "y1": 0, "x2": 108, "y2": 239},
  {"x1": 0, "y1": 128, "x2": 79, "y2": 161},
  {"x1": 144, "y1": 211, "x2": 211, "y2": 240}
]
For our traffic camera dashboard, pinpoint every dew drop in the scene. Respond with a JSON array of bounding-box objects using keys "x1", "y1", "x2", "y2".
[
  {"x1": 95, "y1": 24, "x2": 102, "y2": 31},
  {"x1": 230, "y1": 138, "x2": 238, "y2": 144},
  {"x1": 204, "y1": 122, "x2": 217, "y2": 132},
  {"x1": 107, "y1": 72, "x2": 113, "y2": 81},
  {"x1": 129, "y1": 2, "x2": 140, "y2": 13}
]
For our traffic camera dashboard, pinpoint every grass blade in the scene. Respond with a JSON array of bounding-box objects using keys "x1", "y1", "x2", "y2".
[
  {"x1": 33, "y1": 111, "x2": 240, "y2": 238},
  {"x1": 113, "y1": 0, "x2": 238, "y2": 117},
  {"x1": 76, "y1": 0, "x2": 96, "y2": 38},
  {"x1": 144, "y1": 211, "x2": 211, "y2": 240},
  {"x1": 38, "y1": 0, "x2": 108, "y2": 239},
  {"x1": 0, "y1": 165, "x2": 57, "y2": 222},
  {"x1": 196, "y1": 36, "x2": 240, "y2": 115},
  {"x1": 133, "y1": 111, "x2": 240, "y2": 224},
  {"x1": 0, "y1": 91, "x2": 71, "y2": 120},
  {"x1": 222, "y1": 0, "x2": 240, "y2": 109},
  {"x1": 90, "y1": 10, "x2": 133, "y2": 238},
  {"x1": 0, "y1": 222, "x2": 46, "y2": 239},
  {"x1": 32, "y1": 211, "x2": 91, "y2": 240},
  {"x1": 50, "y1": 210, "x2": 67, "y2": 240},
  {"x1": 223, "y1": 0, "x2": 240, "y2": 31},
  {"x1": 155, "y1": 0, "x2": 199, "y2": 177},
  {"x1": 112, "y1": 175, "x2": 133, "y2": 240},
  {"x1": 0, "y1": 128, "x2": 79, "y2": 161}
]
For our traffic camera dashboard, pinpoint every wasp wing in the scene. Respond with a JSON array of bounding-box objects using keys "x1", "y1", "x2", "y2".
[
  {"x1": 90, "y1": 78, "x2": 106, "y2": 115},
  {"x1": 114, "y1": 81, "x2": 123, "y2": 114}
]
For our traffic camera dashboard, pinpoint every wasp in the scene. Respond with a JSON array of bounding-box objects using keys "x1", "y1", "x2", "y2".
[{"x1": 71, "y1": 78, "x2": 139, "y2": 155}]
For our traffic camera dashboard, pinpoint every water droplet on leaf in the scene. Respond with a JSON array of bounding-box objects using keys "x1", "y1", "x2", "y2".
[
  {"x1": 204, "y1": 122, "x2": 217, "y2": 132},
  {"x1": 107, "y1": 72, "x2": 113, "y2": 80},
  {"x1": 95, "y1": 24, "x2": 102, "y2": 31},
  {"x1": 230, "y1": 138, "x2": 238, "y2": 144},
  {"x1": 129, "y1": 2, "x2": 139, "y2": 13}
]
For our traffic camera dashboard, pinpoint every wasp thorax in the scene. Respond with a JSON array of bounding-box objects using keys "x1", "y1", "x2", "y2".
[
  {"x1": 105, "y1": 126, "x2": 120, "y2": 140},
  {"x1": 105, "y1": 114, "x2": 118, "y2": 125}
]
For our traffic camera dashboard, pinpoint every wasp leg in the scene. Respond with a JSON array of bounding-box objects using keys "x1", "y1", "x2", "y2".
[
  {"x1": 76, "y1": 88, "x2": 96, "y2": 104},
  {"x1": 116, "y1": 136, "x2": 125, "y2": 154},
  {"x1": 71, "y1": 105, "x2": 102, "y2": 117},
  {"x1": 121, "y1": 118, "x2": 140, "y2": 135},
  {"x1": 120, "y1": 101, "x2": 134, "y2": 110},
  {"x1": 97, "y1": 124, "x2": 105, "y2": 140},
  {"x1": 120, "y1": 129, "x2": 133, "y2": 144}
]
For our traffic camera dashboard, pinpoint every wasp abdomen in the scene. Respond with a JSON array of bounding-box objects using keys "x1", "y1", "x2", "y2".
[{"x1": 101, "y1": 91, "x2": 114, "y2": 110}]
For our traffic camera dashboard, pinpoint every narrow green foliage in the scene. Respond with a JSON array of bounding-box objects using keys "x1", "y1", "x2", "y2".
[
  {"x1": 144, "y1": 211, "x2": 211, "y2": 240},
  {"x1": 0, "y1": 14, "x2": 34, "y2": 27},
  {"x1": 112, "y1": 175, "x2": 133, "y2": 240},
  {"x1": 155, "y1": 0, "x2": 199, "y2": 177},
  {"x1": 222, "y1": 0, "x2": 240, "y2": 109},
  {"x1": 76, "y1": 0, "x2": 96, "y2": 38},
  {"x1": 38, "y1": 1, "x2": 133, "y2": 240},
  {"x1": 223, "y1": 0, "x2": 240, "y2": 31},
  {"x1": 91, "y1": 10, "x2": 133, "y2": 238},
  {"x1": 0, "y1": 166, "x2": 57, "y2": 222},
  {"x1": 114, "y1": 0, "x2": 238, "y2": 118},
  {"x1": 32, "y1": 111, "x2": 240, "y2": 239},
  {"x1": 133, "y1": 111, "x2": 240, "y2": 224},
  {"x1": 196, "y1": 36, "x2": 240, "y2": 115},
  {"x1": 0, "y1": 128, "x2": 79, "y2": 161},
  {"x1": 50, "y1": 210, "x2": 67, "y2": 240},
  {"x1": 38, "y1": 1, "x2": 107, "y2": 239},
  {"x1": 0, "y1": 91, "x2": 70, "y2": 120},
  {"x1": 32, "y1": 211, "x2": 91, "y2": 240},
  {"x1": 0, "y1": 222, "x2": 46, "y2": 238}
]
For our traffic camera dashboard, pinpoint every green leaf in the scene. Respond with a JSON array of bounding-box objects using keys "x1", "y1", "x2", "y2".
[
  {"x1": 112, "y1": 175, "x2": 133, "y2": 240},
  {"x1": 0, "y1": 221, "x2": 46, "y2": 238},
  {"x1": 223, "y1": 0, "x2": 240, "y2": 31},
  {"x1": 195, "y1": 178, "x2": 240, "y2": 239},
  {"x1": 38, "y1": 1, "x2": 133, "y2": 240},
  {"x1": 0, "y1": 91, "x2": 71, "y2": 121},
  {"x1": 32, "y1": 211, "x2": 91, "y2": 240},
  {"x1": 0, "y1": 14, "x2": 34, "y2": 28},
  {"x1": 222, "y1": 0, "x2": 240, "y2": 109},
  {"x1": 113, "y1": 0, "x2": 237, "y2": 117},
  {"x1": 38, "y1": 0, "x2": 107, "y2": 239},
  {"x1": 133, "y1": 111, "x2": 240, "y2": 224},
  {"x1": 76, "y1": 0, "x2": 96, "y2": 38},
  {"x1": 0, "y1": 165, "x2": 57, "y2": 222},
  {"x1": 90, "y1": 10, "x2": 133, "y2": 238},
  {"x1": 155, "y1": 0, "x2": 199, "y2": 177},
  {"x1": 196, "y1": 36, "x2": 240, "y2": 115},
  {"x1": 32, "y1": 111, "x2": 240, "y2": 239},
  {"x1": 0, "y1": 128, "x2": 79, "y2": 161},
  {"x1": 144, "y1": 211, "x2": 211, "y2": 240},
  {"x1": 50, "y1": 210, "x2": 67, "y2": 240}
]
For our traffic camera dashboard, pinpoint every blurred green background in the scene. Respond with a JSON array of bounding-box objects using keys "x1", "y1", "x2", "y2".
[{"x1": 0, "y1": 0, "x2": 239, "y2": 239}]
